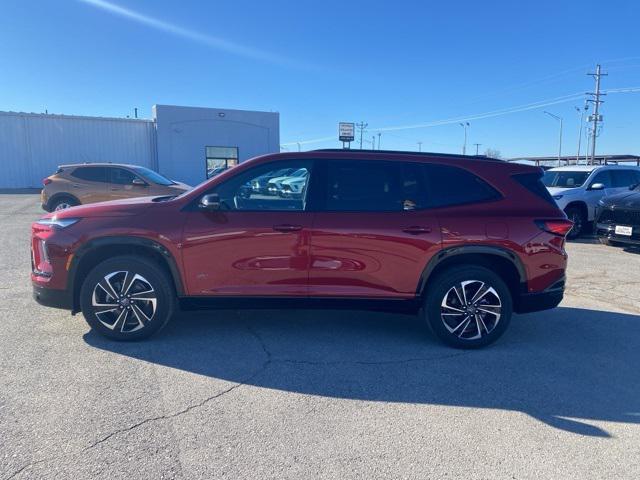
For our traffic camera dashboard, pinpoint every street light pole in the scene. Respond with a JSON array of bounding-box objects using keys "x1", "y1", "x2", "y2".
[
  {"x1": 417, "y1": 141, "x2": 422, "y2": 152},
  {"x1": 544, "y1": 111, "x2": 563, "y2": 167},
  {"x1": 574, "y1": 105, "x2": 587, "y2": 164},
  {"x1": 377, "y1": 133, "x2": 381, "y2": 150},
  {"x1": 459, "y1": 122, "x2": 469, "y2": 155}
]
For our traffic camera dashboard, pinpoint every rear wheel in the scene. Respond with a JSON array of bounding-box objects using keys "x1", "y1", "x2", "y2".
[
  {"x1": 50, "y1": 196, "x2": 79, "y2": 211},
  {"x1": 80, "y1": 256, "x2": 176, "y2": 340},
  {"x1": 565, "y1": 206, "x2": 586, "y2": 239},
  {"x1": 423, "y1": 266, "x2": 512, "y2": 349}
]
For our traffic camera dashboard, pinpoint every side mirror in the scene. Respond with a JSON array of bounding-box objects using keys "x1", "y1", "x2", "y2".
[
  {"x1": 199, "y1": 193, "x2": 221, "y2": 211},
  {"x1": 589, "y1": 183, "x2": 605, "y2": 191},
  {"x1": 132, "y1": 178, "x2": 147, "y2": 186}
]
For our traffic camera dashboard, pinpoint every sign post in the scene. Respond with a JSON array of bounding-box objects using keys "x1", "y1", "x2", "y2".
[{"x1": 338, "y1": 122, "x2": 355, "y2": 149}]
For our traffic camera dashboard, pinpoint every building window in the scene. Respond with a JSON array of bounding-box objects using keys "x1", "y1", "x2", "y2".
[{"x1": 206, "y1": 146, "x2": 239, "y2": 178}]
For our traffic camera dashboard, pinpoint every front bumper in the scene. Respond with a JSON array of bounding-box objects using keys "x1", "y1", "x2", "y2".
[
  {"x1": 514, "y1": 278, "x2": 565, "y2": 314},
  {"x1": 33, "y1": 284, "x2": 72, "y2": 310},
  {"x1": 596, "y1": 223, "x2": 640, "y2": 246}
]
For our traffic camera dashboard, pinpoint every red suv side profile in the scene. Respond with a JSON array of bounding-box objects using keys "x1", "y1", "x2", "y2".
[{"x1": 31, "y1": 150, "x2": 571, "y2": 348}]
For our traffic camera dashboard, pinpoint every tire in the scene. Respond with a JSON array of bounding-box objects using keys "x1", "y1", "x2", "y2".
[
  {"x1": 423, "y1": 265, "x2": 513, "y2": 349},
  {"x1": 565, "y1": 206, "x2": 585, "y2": 239},
  {"x1": 50, "y1": 195, "x2": 79, "y2": 212},
  {"x1": 80, "y1": 255, "x2": 176, "y2": 341},
  {"x1": 599, "y1": 237, "x2": 623, "y2": 247}
]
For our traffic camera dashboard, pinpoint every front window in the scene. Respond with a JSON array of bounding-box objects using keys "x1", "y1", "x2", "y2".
[
  {"x1": 133, "y1": 166, "x2": 175, "y2": 186},
  {"x1": 542, "y1": 170, "x2": 590, "y2": 188},
  {"x1": 206, "y1": 146, "x2": 239, "y2": 178},
  {"x1": 212, "y1": 160, "x2": 313, "y2": 211}
]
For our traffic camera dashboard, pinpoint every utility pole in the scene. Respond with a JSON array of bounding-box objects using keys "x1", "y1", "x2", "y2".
[
  {"x1": 134, "y1": 107, "x2": 138, "y2": 119},
  {"x1": 544, "y1": 111, "x2": 563, "y2": 166},
  {"x1": 377, "y1": 133, "x2": 381, "y2": 150},
  {"x1": 372, "y1": 136, "x2": 376, "y2": 150},
  {"x1": 417, "y1": 141, "x2": 422, "y2": 152},
  {"x1": 459, "y1": 122, "x2": 469, "y2": 155},
  {"x1": 587, "y1": 64, "x2": 607, "y2": 165},
  {"x1": 473, "y1": 143, "x2": 482, "y2": 155},
  {"x1": 356, "y1": 122, "x2": 368, "y2": 149},
  {"x1": 574, "y1": 104, "x2": 588, "y2": 164}
]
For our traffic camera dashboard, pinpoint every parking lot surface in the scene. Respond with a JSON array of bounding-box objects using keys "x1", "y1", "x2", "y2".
[{"x1": 1, "y1": 194, "x2": 639, "y2": 480}]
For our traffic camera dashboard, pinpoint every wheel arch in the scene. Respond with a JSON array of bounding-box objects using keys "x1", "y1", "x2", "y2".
[
  {"x1": 564, "y1": 200, "x2": 588, "y2": 219},
  {"x1": 416, "y1": 246, "x2": 527, "y2": 300},
  {"x1": 68, "y1": 236, "x2": 184, "y2": 313},
  {"x1": 46, "y1": 192, "x2": 80, "y2": 211}
]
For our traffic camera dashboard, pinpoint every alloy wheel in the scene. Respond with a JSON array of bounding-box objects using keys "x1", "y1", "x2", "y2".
[
  {"x1": 440, "y1": 280, "x2": 502, "y2": 340},
  {"x1": 54, "y1": 202, "x2": 72, "y2": 211},
  {"x1": 91, "y1": 271, "x2": 157, "y2": 333}
]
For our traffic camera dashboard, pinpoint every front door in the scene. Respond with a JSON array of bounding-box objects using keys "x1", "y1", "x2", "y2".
[
  {"x1": 181, "y1": 159, "x2": 315, "y2": 296},
  {"x1": 309, "y1": 159, "x2": 441, "y2": 298}
]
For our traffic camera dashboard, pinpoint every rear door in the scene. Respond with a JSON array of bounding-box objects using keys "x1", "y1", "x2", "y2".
[
  {"x1": 308, "y1": 159, "x2": 441, "y2": 298},
  {"x1": 68, "y1": 166, "x2": 109, "y2": 203}
]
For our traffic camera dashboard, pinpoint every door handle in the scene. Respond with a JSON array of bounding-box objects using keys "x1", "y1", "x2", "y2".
[
  {"x1": 273, "y1": 224, "x2": 303, "y2": 232},
  {"x1": 402, "y1": 226, "x2": 431, "y2": 235}
]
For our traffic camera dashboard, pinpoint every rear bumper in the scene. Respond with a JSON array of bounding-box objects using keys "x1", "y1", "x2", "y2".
[
  {"x1": 596, "y1": 223, "x2": 640, "y2": 246},
  {"x1": 33, "y1": 285, "x2": 72, "y2": 310},
  {"x1": 515, "y1": 278, "x2": 565, "y2": 314}
]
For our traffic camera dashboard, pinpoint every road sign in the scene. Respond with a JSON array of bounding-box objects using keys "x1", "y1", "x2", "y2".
[{"x1": 339, "y1": 122, "x2": 355, "y2": 142}]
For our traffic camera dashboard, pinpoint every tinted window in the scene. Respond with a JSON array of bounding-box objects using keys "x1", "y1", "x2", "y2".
[
  {"x1": 110, "y1": 168, "x2": 137, "y2": 185},
  {"x1": 590, "y1": 170, "x2": 612, "y2": 188},
  {"x1": 71, "y1": 166, "x2": 107, "y2": 182},
  {"x1": 324, "y1": 160, "x2": 426, "y2": 212},
  {"x1": 611, "y1": 170, "x2": 637, "y2": 188},
  {"x1": 542, "y1": 170, "x2": 589, "y2": 188},
  {"x1": 513, "y1": 172, "x2": 556, "y2": 206},
  {"x1": 423, "y1": 164, "x2": 501, "y2": 208},
  {"x1": 213, "y1": 160, "x2": 313, "y2": 211},
  {"x1": 133, "y1": 166, "x2": 174, "y2": 186}
]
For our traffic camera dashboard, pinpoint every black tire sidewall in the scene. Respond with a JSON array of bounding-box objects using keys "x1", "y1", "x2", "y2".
[
  {"x1": 424, "y1": 266, "x2": 513, "y2": 349},
  {"x1": 565, "y1": 207, "x2": 584, "y2": 239},
  {"x1": 80, "y1": 255, "x2": 175, "y2": 341}
]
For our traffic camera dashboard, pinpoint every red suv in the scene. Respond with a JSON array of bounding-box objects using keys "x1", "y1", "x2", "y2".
[{"x1": 31, "y1": 150, "x2": 571, "y2": 348}]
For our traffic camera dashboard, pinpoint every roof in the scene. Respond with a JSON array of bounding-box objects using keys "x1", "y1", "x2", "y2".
[
  {"x1": 312, "y1": 149, "x2": 503, "y2": 162},
  {"x1": 547, "y1": 164, "x2": 640, "y2": 172}
]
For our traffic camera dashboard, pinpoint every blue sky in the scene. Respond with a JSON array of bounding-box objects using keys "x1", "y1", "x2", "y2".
[{"x1": 1, "y1": 0, "x2": 639, "y2": 158}]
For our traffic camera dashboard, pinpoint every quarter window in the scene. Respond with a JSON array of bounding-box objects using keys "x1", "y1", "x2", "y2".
[{"x1": 422, "y1": 164, "x2": 501, "y2": 208}]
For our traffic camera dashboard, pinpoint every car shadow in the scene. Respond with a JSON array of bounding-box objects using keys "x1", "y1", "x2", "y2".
[{"x1": 84, "y1": 306, "x2": 640, "y2": 438}]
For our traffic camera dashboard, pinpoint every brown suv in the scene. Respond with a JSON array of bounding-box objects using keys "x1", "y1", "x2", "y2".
[{"x1": 41, "y1": 163, "x2": 191, "y2": 211}]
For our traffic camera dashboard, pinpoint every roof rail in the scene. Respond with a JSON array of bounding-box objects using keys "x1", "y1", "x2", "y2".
[{"x1": 311, "y1": 148, "x2": 498, "y2": 160}]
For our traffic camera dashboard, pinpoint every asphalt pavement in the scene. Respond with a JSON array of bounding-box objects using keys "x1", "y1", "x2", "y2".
[{"x1": 1, "y1": 194, "x2": 639, "y2": 479}]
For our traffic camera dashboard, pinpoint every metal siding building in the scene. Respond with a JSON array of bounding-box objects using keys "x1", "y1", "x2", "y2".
[
  {"x1": 0, "y1": 105, "x2": 279, "y2": 188},
  {"x1": 0, "y1": 112, "x2": 156, "y2": 188}
]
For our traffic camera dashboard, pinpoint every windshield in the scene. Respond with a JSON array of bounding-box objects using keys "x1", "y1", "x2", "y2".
[
  {"x1": 133, "y1": 166, "x2": 175, "y2": 186},
  {"x1": 542, "y1": 171, "x2": 590, "y2": 188}
]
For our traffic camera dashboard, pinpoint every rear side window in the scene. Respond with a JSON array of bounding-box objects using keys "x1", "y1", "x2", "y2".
[
  {"x1": 324, "y1": 160, "x2": 427, "y2": 211},
  {"x1": 71, "y1": 167, "x2": 107, "y2": 182},
  {"x1": 513, "y1": 172, "x2": 556, "y2": 206},
  {"x1": 422, "y1": 164, "x2": 501, "y2": 208}
]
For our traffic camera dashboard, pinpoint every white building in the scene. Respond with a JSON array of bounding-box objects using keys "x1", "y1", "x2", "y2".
[{"x1": 0, "y1": 105, "x2": 280, "y2": 188}]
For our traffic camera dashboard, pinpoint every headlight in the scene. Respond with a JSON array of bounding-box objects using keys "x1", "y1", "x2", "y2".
[
  {"x1": 36, "y1": 217, "x2": 81, "y2": 229},
  {"x1": 552, "y1": 195, "x2": 563, "y2": 200}
]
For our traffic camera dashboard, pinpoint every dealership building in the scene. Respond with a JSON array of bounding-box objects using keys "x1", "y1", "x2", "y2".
[{"x1": 0, "y1": 105, "x2": 280, "y2": 188}]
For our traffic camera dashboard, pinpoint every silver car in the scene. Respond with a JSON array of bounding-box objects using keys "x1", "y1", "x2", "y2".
[{"x1": 543, "y1": 165, "x2": 640, "y2": 238}]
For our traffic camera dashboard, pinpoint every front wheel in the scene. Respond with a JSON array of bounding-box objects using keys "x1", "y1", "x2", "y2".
[
  {"x1": 423, "y1": 266, "x2": 513, "y2": 349},
  {"x1": 565, "y1": 206, "x2": 585, "y2": 239},
  {"x1": 80, "y1": 256, "x2": 176, "y2": 340}
]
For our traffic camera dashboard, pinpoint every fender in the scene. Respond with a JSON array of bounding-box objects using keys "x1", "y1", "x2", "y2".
[
  {"x1": 68, "y1": 236, "x2": 185, "y2": 308},
  {"x1": 416, "y1": 245, "x2": 527, "y2": 296}
]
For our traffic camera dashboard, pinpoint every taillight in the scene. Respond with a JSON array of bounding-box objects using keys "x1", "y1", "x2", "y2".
[
  {"x1": 535, "y1": 219, "x2": 574, "y2": 237},
  {"x1": 43, "y1": 178, "x2": 52, "y2": 185}
]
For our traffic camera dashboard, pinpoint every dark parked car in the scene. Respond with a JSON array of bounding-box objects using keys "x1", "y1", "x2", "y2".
[
  {"x1": 596, "y1": 182, "x2": 640, "y2": 247},
  {"x1": 32, "y1": 150, "x2": 572, "y2": 348}
]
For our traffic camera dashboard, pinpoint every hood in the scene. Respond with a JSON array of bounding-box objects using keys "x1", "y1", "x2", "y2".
[
  {"x1": 43, "y1": 195, "x2": 161, "y2": 219},
  {"x1": 600, "y1": 189, "x2": 640, "y2": 209},
  {"x1": 546, "y1": 186, "x2": 581, "y2": 196}
]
